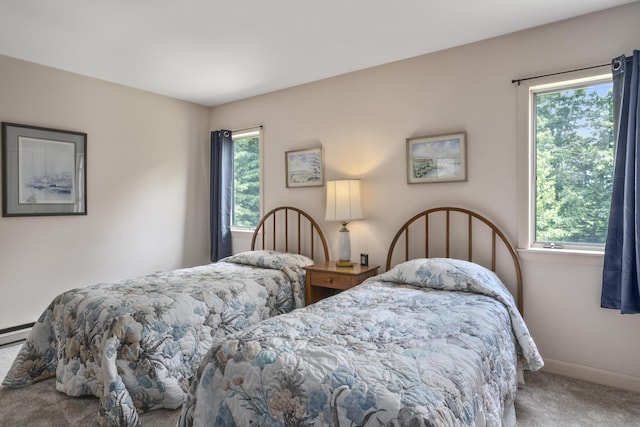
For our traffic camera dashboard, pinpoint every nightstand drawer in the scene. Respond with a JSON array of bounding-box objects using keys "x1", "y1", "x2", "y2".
[
  {"x1": 309, "y1": 271, "x2": 353, "y2": 290},
  {"x1": 304, "y1": 262, "x2": 379, "y2": 305}
]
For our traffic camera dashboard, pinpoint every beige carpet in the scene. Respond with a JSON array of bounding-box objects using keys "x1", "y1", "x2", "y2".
[
  {"x1": 2, "y1": 342, "x2": 639, "y2": 426},
  {"x1": 0, "y1": 379, "x2": 179, "y2": 426},
  {"x1": 515, "y1": 370, "x2": 640, "y2": 426},
  {"x1": 0, "y1": 344, "x2": 178, "y2": 426}
]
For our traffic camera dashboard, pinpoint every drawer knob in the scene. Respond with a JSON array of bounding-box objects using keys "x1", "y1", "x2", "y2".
[{"x1": 324, "y1": 278, "x2": 333, "y2": 284}]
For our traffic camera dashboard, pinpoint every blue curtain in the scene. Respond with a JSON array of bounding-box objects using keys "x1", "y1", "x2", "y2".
[
  {"x1": 210, "y1": 130, "x2": 233, "y2": 261},
  {"x1": 602, "y1": 50, "x2": 640, "y2": 313}
]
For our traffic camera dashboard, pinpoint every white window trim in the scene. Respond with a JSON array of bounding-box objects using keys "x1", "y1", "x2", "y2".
[
  {"x1": 230, "y1": 127, "x2": 263, "y2": 232},
  {"x1": 516, "y1": 68, "x2": 612, "y2": 256}
]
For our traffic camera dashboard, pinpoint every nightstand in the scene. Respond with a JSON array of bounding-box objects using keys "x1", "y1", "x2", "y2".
[{"x1": 304, "y1": 262, "x2": 380, "y2": 305}]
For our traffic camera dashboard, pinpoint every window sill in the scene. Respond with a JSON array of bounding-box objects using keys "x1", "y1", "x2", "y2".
[
  {"x1": 517, "y1": 247, "x2": 604, "y2": 266},
  {"x1": 231, "y1": 227, "x2": 255, "y2": 234}
]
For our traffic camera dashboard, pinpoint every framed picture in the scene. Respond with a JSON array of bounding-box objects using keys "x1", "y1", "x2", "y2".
[
  {"x1": 2, "y1": 122, "x2": 87, "y2": 216},
  {"x1": 285, "y1": 147, "x2": 324, "y2": 188},
  {"x1": 406, "y1": 132, "x2": 466, "y2": 184}
]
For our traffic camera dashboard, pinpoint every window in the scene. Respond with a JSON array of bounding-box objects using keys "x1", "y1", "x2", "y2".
[
  {"x1": 231, "y1": 129, "x2": 262, "y2": 228},
  {"x1": 520, "y1": 72, "x2": 614, "y2": 251}
]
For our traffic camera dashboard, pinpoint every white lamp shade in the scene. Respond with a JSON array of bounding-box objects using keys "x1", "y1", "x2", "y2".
[{"x1": 325, "y1": 179, "x2": 363, "y2": 222}]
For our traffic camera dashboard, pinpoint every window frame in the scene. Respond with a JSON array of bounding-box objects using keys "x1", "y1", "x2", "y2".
[
  {"x1": 230, "y1": 127, "x2": 263, "y2": 231},
  {"x1": 516, "y1": 69, "x2": 613, "y2": 254}
]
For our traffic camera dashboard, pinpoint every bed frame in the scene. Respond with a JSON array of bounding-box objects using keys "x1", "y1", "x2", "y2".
[
  {"x1": 251, "y1": 206, "x2": 329, "y2": 262},
  {"x1": 385, "y1": 207, "x2": 523, "y2": 314}
]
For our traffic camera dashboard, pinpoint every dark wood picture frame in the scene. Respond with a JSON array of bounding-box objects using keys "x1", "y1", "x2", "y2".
[{"x1": 2, "y1": 122, "x2": 87, "y2": 216}]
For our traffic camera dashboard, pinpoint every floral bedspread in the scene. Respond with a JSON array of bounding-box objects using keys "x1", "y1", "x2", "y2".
[
  {"x1": 2, "y1": 250, "x2": 313, "y2": 427},
  {"x1": 179, "y1": 258, "x2": 544, "y2": 427}
]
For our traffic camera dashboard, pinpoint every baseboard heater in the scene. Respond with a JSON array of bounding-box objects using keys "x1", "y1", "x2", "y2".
[{"x1": 0, "y1": 322, "x2": 34, "y2": 346}]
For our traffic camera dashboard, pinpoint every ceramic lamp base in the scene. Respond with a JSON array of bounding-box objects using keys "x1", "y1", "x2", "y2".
[{"x1": 337, "y1": 227, "x2": 351, "y2": 266}]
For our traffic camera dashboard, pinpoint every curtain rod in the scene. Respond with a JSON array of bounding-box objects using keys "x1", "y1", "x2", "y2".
[{"x1": 511, "y1": 63, "x2": 610, "y2": 85}]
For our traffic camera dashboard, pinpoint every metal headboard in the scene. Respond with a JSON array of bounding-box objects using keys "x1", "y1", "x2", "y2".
[
  {"x1": 251, "y1": 206, "x2": 329, "y2": 263},
  {"x1": 385, "y1": 207, "x2": 523, "y2": 314}
]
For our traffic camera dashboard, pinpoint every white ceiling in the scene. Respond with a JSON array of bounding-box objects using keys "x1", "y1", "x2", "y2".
[{"x1": 0, "y1": 1, "x2": 636, "y2": 107}]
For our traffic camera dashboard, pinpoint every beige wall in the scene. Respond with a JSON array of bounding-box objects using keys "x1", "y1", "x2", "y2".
[
  {"x1": 0, "y1": 2, "x2": 638, "y2": 393},
  {"x1": 212, "y1": 2, "x2": 640, "y2": 391},
  {"x1": 0, "y1": 55, "x2": 211, "y2": 330}
]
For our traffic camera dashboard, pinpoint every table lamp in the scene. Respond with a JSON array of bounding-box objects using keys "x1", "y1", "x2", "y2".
[{"x1": 325, "y1": 179, "x2": 363, "y2": 267}]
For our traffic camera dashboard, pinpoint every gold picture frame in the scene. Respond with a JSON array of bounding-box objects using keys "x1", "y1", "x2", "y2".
[
  {"x1": 285, "y1": 147, "x2": 324, "y2": 188},
  {"x1": 406, "y1": 132, "x2": 466, "y2": 184}
]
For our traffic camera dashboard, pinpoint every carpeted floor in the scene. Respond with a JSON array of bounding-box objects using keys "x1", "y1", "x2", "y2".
[
  {"x1": 515, "y1": 370, "x2": 640, "y2": 426},
  {"x1": 0, "y1": 344, "x2": 177, "y2": 427},
  {"x1": 1, "y1": 343, "x2": 639, "y2": 426}
]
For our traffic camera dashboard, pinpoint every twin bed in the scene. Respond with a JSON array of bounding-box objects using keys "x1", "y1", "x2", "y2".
[
  {"x1": 179, "y1": 207, "x2": 543, "y2": 427},
  {"x1": 3, "y1": 206, "x2": 543, "y2": 427},
  {"x1": 2, "y1": 206, "x2": 329, "y2": 426}
]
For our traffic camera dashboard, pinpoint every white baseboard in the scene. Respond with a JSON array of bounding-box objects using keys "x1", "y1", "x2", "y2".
[
  {"x1": 542, "y1": 357, "x2": 640, "y2": 393},
  {"x1": 0, "y1": 328, "x2": 31, "y2": 347}
]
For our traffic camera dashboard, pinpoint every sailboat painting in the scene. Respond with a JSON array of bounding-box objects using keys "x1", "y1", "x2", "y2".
[
  {"x1": 18, "y1": 137, "x2": 76, "y2": 204},
  {"x1": 2, "y1": 122, "x2": 86, "y2": 216}
]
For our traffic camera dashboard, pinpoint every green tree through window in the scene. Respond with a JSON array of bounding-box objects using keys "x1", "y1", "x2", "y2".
[
  {"x1": 534, "y1": 81, "x2": 614, "y2": 245},
  {"x1": 232, "y1": 133, "x2": 260, "y2": 228}
]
